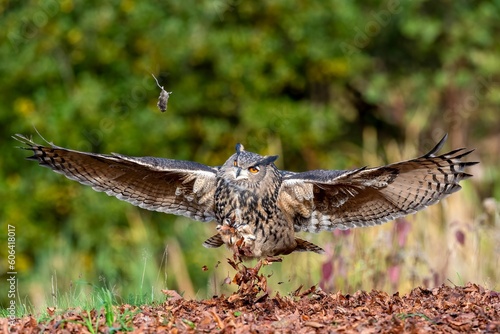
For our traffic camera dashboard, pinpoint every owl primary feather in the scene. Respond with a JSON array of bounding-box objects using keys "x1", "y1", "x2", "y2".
[{"x1": 14, "y1": 134, "x2": 477, "y2": 258}]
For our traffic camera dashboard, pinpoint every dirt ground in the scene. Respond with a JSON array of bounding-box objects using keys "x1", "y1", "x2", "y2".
[{"x1": 4, "y1": 282, "x2": 499, "y2": 333}]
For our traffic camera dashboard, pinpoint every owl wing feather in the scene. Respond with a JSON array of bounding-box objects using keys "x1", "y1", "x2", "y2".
[
  {"x1": 278, "y1": 135, "x2": 478, "y2": 233},
  {"x1": 14, "y1": 134, "x2": 218, "y2": 222}
]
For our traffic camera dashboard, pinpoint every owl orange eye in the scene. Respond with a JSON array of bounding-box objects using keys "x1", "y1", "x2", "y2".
[
  {"x1": 248, "y1": 166, "x2": 260, "y2": 174},
  {"x1": 233, "y1": 160, "x2": 237, "y2": 167}
]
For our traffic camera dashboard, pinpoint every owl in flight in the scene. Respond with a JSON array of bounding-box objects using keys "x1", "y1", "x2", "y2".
[{"x1": 15, "y1": 134, "x2": 476, "y2": 259}]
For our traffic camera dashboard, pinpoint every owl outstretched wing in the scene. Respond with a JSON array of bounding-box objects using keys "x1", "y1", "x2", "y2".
[
  {"x1": 14, "y1": 134, "x2": 218, "y2": 222},
  {"x1": 278, "y1": 135, "x2": 478, "y2": 233}
]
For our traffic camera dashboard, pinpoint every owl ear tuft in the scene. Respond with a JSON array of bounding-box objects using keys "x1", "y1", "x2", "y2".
[
  {"x1": 235, "y1": 143, "x2": 245, "y2": 154},
  {"x1": 259, "y1": 155, "x2": 279, "y2": 165}
]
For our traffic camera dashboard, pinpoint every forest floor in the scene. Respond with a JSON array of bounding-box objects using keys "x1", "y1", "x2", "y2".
[
  {"x1": 4, "y1": 258, "x2": 500, "y2": 333},
  {"x1": 4, "y1": 283, "x2": 500, "y2": 333}
]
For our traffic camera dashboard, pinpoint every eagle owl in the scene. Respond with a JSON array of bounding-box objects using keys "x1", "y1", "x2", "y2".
[{"x1": 14, "y1": 134, "x2": 476, "y2": 258}]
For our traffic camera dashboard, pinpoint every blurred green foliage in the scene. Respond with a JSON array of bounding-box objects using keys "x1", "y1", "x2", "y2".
[{"x1": 1, "y1": 0, "x2": 499, "y2": 310}]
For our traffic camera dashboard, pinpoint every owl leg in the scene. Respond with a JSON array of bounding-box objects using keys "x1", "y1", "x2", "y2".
[{"x1": 236, "y1": 224, "x2": 256, "y2": 243}]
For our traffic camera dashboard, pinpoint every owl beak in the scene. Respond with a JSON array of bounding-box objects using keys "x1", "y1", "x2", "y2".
[{"x1": 234, "y1": 167, "x2": 248, "y2": 180}]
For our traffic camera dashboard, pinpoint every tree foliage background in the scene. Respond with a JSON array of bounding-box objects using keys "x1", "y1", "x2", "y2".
[{"x1": 1, "y1": 0, "x2": 499, "y2": 309}]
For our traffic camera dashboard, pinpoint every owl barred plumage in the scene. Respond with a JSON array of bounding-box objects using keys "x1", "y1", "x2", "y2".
[{"x1": 14, "y1": 134, "x2": 477, "y2": 259}]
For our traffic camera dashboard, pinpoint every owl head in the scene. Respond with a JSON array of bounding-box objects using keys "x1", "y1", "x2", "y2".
[{"x1": 219, "y1": 143, "x2": 279, "y2": 188}]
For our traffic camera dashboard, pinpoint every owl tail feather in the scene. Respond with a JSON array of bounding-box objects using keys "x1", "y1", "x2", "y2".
[
  {"x1": 203, "y1": 234, "x2": 224, "y2": 248},
  {"x1": 294, "y1": 238, "x2": 324, "y2": 254}
]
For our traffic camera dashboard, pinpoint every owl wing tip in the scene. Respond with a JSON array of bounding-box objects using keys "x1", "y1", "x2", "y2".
[
  {"x1": 13, "y1": 133, "x2": 35, "y2": 148},
  {"x1": 423, "y1": 133, "x2": 448, "y2": 157}
]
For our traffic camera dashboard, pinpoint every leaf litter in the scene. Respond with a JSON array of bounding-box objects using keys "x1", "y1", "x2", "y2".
[{"x1": 4, "y1": 256, "x2": 499, "y2": 333}]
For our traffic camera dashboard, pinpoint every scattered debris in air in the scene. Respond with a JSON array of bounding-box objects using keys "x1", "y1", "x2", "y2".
[{"x1": 151, "y1": 73, "x2": 172, "y2": 112}]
